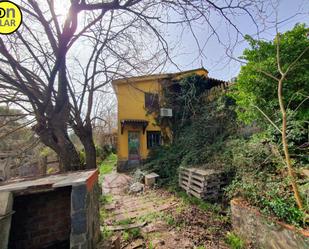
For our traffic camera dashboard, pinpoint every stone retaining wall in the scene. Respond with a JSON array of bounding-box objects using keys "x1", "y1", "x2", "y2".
[
  {"x1": 70, "y1": 172, "x2": 101, "y2": 249},
  {"x1": 231, "y1": 198, "x2": 309, "y2": 249}
]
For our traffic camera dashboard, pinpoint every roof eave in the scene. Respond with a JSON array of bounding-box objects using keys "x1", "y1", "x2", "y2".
[{"x1": 111, "y1": 67, "x2": 209, "y2": 85}]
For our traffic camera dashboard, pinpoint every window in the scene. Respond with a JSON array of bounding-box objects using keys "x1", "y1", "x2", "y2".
[
  {"x1": 145, "y1": 93, "x2": 159, "y2": 112},
  {"x1": 147, "y1": 131, "x2": 161, "y2": 149}
]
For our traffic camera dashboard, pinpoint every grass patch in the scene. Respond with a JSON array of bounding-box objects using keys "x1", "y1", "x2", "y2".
[
  {"x1": 137, "y1": 212, "x2": 163, "y2": 223},
  {"x1": 99, "y1": 153, "x2": 117, "y2": 183},
  {"x1": 99, "y1": 194, "x2": 113, "y2": 205},
  {"x1": 100, "y1": 208, "x2": 109, "y2": 223},
  {"x1": 115, "y1": 218, "x2": 133, "y2": 226},
  {"x1": 225, "y1": 232, "x2": 245, "y2": 249},
  {"x1": 168, "y1": 186, "x2": 222, "y2": 213},
  {"x1": 148, "y1": 241, "x2": 155, "y2": 249},
  {"x1": 122, "y1": 228, "x2": 142, "y2": 241},
  {"x1": 101, "y1": 225, "x2": 113, "y2": 240}
]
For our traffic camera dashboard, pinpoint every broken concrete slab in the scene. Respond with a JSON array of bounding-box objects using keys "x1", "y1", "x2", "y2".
[
  {"x1": 145, "y1": 173, "x2": 159, "y2": 186},
  {"x1": 0, "y1": 191, "x2": 13, "y2": 249}
]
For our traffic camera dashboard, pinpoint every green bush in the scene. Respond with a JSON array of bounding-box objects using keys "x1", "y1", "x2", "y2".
[
  {"x1": 263, "y1": 198, "x2": 305, "y2": 226},
  {"x1": 224, "y1": 135, "x2": 307, "y2": 227},
  {"x1": 230, "y1": 24, "x2": 309, "y2": 126}
]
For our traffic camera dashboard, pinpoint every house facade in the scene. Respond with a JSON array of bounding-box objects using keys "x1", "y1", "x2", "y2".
[{"x1": 112, "y1": 68, "x2": 208, "y2": 171}]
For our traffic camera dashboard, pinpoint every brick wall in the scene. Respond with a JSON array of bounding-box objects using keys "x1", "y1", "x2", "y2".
[{"x1": 9, "y1": 187, "x2": 71, "y2": 249}]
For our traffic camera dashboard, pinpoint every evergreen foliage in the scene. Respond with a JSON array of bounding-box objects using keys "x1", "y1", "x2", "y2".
[{"x1": 231, "y1": 23, "x2": 309, "y2": 125}]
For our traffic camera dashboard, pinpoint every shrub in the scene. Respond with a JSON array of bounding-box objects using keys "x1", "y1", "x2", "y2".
[{"x1": 224, "y1": 135, "x2": 307, "y2": 227}]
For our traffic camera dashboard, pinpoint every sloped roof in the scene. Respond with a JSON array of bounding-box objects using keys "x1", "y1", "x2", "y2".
[{"x1": 112, "y1": 67, "x2": 209, "y2": 85}]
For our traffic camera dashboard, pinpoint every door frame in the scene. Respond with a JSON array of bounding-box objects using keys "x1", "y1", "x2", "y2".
[{"x1": 128, "y1": 130, "x2": 141, "y2": 160}]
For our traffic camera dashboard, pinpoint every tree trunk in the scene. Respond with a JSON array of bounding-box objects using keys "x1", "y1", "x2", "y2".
[
  {"x1": 34, "y1": 122, "x2": 82, "y2": 172},
  {"x1": 83, "y1": 137, "x2": 97, "y2": 169},
  {"x1": 278, "y1": 78, "x2": 303, "y2": 209},
  {"x1": 73, "y1": 121, "x2": 97, "y2": 169},
  {"x1": 57, "y1": 136, "x2": 82, "y2": 171}
]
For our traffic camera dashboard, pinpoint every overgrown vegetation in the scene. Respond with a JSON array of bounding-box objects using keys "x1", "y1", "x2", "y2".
[
  {"x1": 145, "y1": 24, "x2": 309, "y2": 229},
  {"x1": 99, "y1": 153, "x2": 117, "y2": 183},
  {"x1": 145, "y1": 75, "x2": 237, "y2": 184}
]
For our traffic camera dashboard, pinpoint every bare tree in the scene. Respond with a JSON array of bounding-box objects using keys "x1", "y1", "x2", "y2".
[
  {"x1": 0, "y1": 0, "x2": 269, "y2": 171},
  {"x1": 273, "y1": 34, "x2": 308, "y2": 209}
]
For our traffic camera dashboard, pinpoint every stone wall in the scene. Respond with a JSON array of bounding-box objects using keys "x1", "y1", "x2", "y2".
[
  {"x1": 70, "y1": 174, "x2": 101, "y2": 249},
  {"x1": 231, "y1": 198, "x2": 309, "y2": 249}
]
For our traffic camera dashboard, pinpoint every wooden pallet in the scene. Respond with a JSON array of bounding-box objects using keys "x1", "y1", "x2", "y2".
[{"x1": 179, "y1": 167, "x2": 228, "y2": 201}]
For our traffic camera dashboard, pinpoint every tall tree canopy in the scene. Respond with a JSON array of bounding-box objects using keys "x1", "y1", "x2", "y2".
[{"x1": 232, "y1": 24, "x2": 309, "y2": 125}]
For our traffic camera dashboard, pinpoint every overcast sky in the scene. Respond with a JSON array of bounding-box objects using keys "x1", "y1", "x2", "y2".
[{"x1": 165, "y1": 0, "x2": 309, "y2": 81}]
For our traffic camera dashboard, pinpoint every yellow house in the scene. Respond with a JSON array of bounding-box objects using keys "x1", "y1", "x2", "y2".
[{"x1": 112, "y1": 68, "x2": 210, "y2": 171}]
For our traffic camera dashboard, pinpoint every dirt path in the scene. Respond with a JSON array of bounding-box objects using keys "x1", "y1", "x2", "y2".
[{"x1": 99, "y1": 172, "x2": 230, "y2": 249}]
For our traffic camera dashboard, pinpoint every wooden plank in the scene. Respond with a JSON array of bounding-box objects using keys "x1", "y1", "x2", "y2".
[
  {"x1": 180, "y1": 178, "x2": 203, "y2": 190},
  {"x1": 104, "y1": 222, "x2": 147, "y2": 231},
  {"x1": 187, "y1": 189, "x2": 202, "y2": 199},
  {"x1": 190, "y1": 173, "x2": 206, "y2": 182},
  {"x1": 190, "y1": 179, "x2": 204, "y2": 189},
  {"x1": 181, "y1": 174, "x2": 206, "y2": 189},
  {"x1": 179, "y1": 174, "x2": 189, "y2": 181},
  {"x1": 188, "y1": 184, "x2": 203, "y2": 194},
  {"x1": 180, "y1": 182, "x2": 203, "y2": 194},
  {"x1": 179, "y1": 171, "x2": 190, "y2": 178}
]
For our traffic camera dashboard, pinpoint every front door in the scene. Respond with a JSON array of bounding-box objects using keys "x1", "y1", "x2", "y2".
[{"x1": 128, "y1": 131, "x2": 140, "y2": 160}]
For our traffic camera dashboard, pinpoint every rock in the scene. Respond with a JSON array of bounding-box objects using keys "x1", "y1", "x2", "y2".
[
  {"x1": 129, "y1": 182, "x2": 144, "y2": 193},
  {"x1": 132, "y1": 169, "x2": 145, "y2": 183}
]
